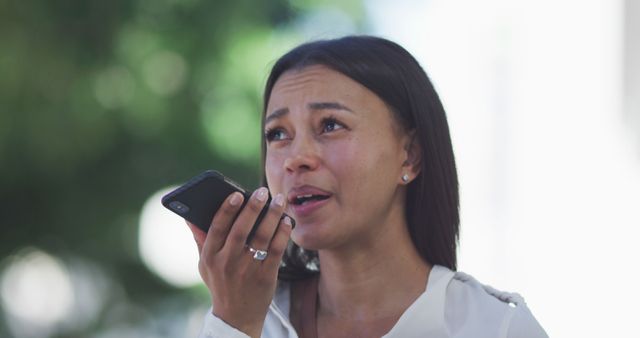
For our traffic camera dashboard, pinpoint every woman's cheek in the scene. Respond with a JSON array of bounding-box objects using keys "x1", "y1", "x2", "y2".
[
  {"x1": 265, "y1": 153, "x2": 283, "y2": 191},
  {"x1": 325, "y1": 139, "x2": 360, "y2": 172}
]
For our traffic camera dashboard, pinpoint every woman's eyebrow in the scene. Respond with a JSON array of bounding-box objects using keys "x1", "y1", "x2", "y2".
[
  {"x1": 265, "y1": 108, "x2": 288, "y2": 125},
  {"x1": 308, "y1": 101, "x2": 353, "y2": 113},
  {"x1": 265, "y1": 102, "x2": 354, "y2": 124}
]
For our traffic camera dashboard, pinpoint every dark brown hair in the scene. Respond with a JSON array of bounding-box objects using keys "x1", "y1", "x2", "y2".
[{"x1": 261, "y1": 36, "x2": 459, "y2": 280}]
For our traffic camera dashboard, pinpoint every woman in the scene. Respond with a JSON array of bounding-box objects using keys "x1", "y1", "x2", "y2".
[{"x1": 188, "y1": 36, "x2": 548, "y2": 338}]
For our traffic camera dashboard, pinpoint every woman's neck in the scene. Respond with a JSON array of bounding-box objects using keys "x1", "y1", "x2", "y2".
[{"x1": 315, "y1": 216, "x2": 431, "y2": 321}]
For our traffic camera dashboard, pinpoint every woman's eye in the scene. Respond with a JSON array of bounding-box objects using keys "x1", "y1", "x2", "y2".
[
  {"x1": 321, "y1": 117, "x2": 345, "y2": 133},
  {"x1": 265, "y1": 128, "x2": 287, "y2": 142}
]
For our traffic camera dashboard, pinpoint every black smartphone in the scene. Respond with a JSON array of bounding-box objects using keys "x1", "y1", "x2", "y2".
[{"x1": 161, "y1": 170, "x2": 294, "y2": 239}]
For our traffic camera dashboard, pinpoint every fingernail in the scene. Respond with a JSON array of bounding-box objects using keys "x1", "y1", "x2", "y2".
[
  {"x1": 283, "y1": 216, "x2": 293, "y2": 227},
  {"x1": 274, "y1": 193, "x2": 285, "y2": 207},
  {"x1": 229, "y1": 192, "x2": 242, "y2": 206},
  {"x1": 256, "y1": 187, "x2": 268, "y2": 202}
]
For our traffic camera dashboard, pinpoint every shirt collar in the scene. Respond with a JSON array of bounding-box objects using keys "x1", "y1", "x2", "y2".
[{"x1": 382, "y1": 265, "x2": 454, "y2": 338}]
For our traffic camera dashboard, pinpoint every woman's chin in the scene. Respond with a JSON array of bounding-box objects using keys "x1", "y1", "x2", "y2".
[{"x1": 291, "y1": 227, "x2": 331, "y2": 251}]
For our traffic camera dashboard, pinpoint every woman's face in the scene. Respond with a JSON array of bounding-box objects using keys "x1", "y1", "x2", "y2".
[{"x1": 264, "y1": 65, "x2": 412, "y2": 251}]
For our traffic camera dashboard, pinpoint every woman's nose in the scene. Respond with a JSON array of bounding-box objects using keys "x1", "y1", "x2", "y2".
[{"x1": 283, "y1": 137, "x2": 320, "y2": 173}]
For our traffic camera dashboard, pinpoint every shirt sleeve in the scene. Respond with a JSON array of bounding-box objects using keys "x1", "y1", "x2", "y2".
[
  {"x1": 197, "y1": 309, "x2": 252, "y2": 338},
  {"x1": 506, "y1": 305, "x2": 549, "y2": 338}
]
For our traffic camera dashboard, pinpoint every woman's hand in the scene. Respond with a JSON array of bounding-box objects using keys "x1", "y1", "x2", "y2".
[{"x1": 186, "y1": 187, "x2": 293, "y2": 338}]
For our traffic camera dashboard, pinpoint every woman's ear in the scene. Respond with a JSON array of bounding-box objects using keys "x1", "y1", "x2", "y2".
[{"x1": 401, "y1": 130, "x2": 421, "y2": 183}]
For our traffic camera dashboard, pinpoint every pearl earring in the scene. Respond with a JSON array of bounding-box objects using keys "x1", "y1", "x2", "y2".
[{"x1": 402, "y1": 174, "x2": 410, "y2": 183}]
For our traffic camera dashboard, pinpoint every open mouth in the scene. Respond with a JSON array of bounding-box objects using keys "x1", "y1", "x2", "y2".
[{"x1": 292, "y1": 194, "x2": 330, "y2": 206}]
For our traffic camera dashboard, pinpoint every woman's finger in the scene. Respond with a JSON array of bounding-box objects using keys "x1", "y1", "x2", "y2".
[
  {"x1": 224, "y1": 187, "x2": 270, "y2": 253},
  {"x1": 245, "y1": 193, "x2": 286, "y2": 258},
  {"x1": 262, "y1": 216, "x2": 293, "y2": 270},
  {"x1": 202, "y1": 192, "x2": 244, "y2": 256}
]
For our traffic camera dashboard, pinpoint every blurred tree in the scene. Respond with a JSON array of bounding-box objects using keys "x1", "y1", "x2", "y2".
[{"x1": 0, "y1": 0, "x2": 364, "y2": 336}]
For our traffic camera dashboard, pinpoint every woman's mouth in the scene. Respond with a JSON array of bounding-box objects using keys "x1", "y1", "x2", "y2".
[
  {"x1": 291, "y1": 194, "x2": 330, "y2": 205},
  {"x1": 288, "y1": 186, "x2": 332, "y2": 218}
]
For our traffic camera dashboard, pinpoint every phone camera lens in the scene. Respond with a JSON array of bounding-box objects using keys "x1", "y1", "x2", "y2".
[{"x1": 169, "y1": 201, "x2": 190, "y2": 214}]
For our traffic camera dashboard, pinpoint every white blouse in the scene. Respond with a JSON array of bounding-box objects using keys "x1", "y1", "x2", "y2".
[{"x1": 198, "y1": 265, "x2": 548, "y2": 338}]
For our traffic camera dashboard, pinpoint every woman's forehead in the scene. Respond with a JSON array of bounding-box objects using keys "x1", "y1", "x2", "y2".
[
  {"x1": 271, "y1": 65, "x2": 351, "y2": 94},
  {"x1": 267, "y1": 65, "x2": 379, "y2": 114}
]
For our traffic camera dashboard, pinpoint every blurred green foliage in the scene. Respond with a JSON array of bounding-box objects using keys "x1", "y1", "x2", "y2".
[{"x1": 0, "y1": 0, "x2": 363, "y2": 336}]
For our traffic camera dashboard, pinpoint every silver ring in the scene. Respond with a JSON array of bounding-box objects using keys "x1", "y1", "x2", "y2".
[{"x1": 247, "y1": 247, "x2": 268, "y2": 261}]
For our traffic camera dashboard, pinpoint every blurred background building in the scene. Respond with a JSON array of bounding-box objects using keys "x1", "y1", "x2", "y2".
[{"x1": 0, "y1": 0, "x2": 638, "y2": 337}]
